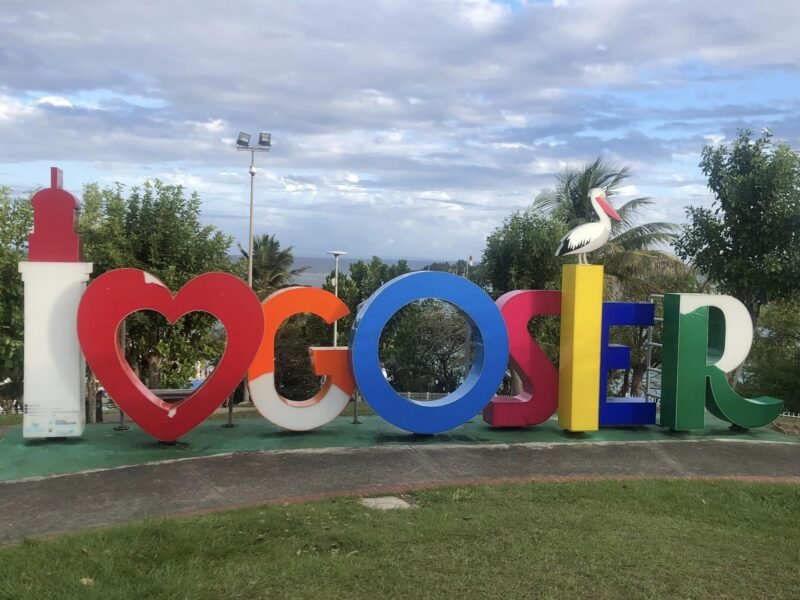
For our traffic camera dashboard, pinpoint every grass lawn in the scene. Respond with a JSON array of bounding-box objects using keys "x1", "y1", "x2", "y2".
[
  {"x1": 0, "y1": 413, "x2": 22, "y2": 426},
  {"x1": 1, "y1": 481, "x2": 798, "y2": 600}
]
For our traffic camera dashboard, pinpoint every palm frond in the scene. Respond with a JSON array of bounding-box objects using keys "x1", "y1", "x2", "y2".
[{"x1": 610, "y1": 222, "x2": 679, "y2": 246}]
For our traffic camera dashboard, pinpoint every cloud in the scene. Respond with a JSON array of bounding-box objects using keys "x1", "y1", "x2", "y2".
[
  {"x1": 36, "y1": 95, "x2": 72, "y2": 108},
  {"x1": 1, "y1": 0, "x2": 799, "y2": 259}
]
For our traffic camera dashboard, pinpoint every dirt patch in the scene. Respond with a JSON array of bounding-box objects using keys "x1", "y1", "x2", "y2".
[{"x1": 772, "y1": 417, "x2": 800, "y2": 437}]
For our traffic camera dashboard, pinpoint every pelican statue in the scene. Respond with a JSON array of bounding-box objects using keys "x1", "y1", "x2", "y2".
[{"x1": 555, "y1": 187, "x2": 622, "y2": 264}]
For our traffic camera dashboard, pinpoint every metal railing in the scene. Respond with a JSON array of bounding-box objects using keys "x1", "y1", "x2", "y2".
[
  {"x1": 644, "y1": 294, "x2": 664, "y2": 404},
  {"x1": 403, "y1": 391, "x2": 448, "y2": 401}
]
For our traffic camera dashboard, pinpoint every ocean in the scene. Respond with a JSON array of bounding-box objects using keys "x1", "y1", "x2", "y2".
[{"x1": 291, "y1": 256, "x2": 436, "y2": 287}]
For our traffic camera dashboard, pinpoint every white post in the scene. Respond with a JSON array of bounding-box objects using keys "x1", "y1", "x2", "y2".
[
  {"x1": 241, "y1": 150, "x2": 256, "y2": 412},
  {"x1": 327, "y1": 250, "x2": 346, "y2": 347},
  {"x1": 333, "y1": 254, "x2": 340, "y2": 347}
]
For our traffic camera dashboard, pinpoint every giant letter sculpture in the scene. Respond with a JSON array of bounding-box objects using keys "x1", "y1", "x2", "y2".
[
  {"x1": 660, "y1": 293, "x2": 783, "y2": 430},
  {"x1": 78, "y1": 269, "x2": 264, "y2": 442},
  {"x1": 350, "y1": 271, "x2": 509, "y2": 434},
  {"x1": 558, "y1": 264, "x2": 604, "y2": 432},
  {"x1": 248, "y1": 287, "x2": 355, "y2": 431},
  {"x1": 598, "y1": 302, "x2": 657, "y2": 427},
  {"x1": 483, "y1": 290, "x2": 561, "y2": 427}
]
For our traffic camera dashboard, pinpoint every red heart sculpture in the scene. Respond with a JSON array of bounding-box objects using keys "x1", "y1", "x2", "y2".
[{"x1": 78, "y1": 269, "x2": 264, "y2": 442}]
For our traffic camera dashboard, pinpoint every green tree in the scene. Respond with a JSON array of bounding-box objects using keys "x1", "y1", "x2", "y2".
[
  {"x1": 322, "y1": 256, "x2": 412, "y2": 347},
  {"x1": 382, "y1": 301, "x2": 467, "y2": 393},
  {"x1": 740, "y1": 297, "x2": 800, "y2": 412},
  {"x1": 0, "y1": 187, "x2": 33, "y2": 413},
  {"x1": 273, "y1": 314, "x2": 329, "y2": 401},
  {"x1": 423, "y1": 260, "x2": 488, "y2": 290},
  {"x1": 81, "y1": 181, "x2": 238, "y2": 394},
  {"x1": 482, "y1": 211, "x2": 566, "y2": 296},
  {"x1": 674, "y1": 129, "x2": 800, "y2": 324},
  {"x1": 239, "y1": 233, "x2": 308, "y2": 300}
]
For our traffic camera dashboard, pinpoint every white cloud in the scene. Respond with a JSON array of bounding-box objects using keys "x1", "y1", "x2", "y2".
[
  {"x1": 191, "y1": 119, "x2": 225, "y2": 134},
  {"x1": 36, "y1": 95, "x2": 72, "y2": 108},
  {"x1": 616, "y1": 185, "x2": 640, "y2": 197},
  {"x1": 0, "y1": 95, "x2": 35, "y2": 120},
  {"x1": 501, "y1": 111, "x2": 527, "y2": 127},
  {"x1": 419, "y1": 190, "x2": 453, "y2": 201},
  {"x1": 457, "y1": 0, "x2": 509, "y2": 31},
  {"x1": 704, "y1": 133, "x2": 726, "y2": 146}
]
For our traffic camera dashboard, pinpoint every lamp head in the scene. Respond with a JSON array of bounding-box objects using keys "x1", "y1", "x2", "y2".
[{"x1": 236, "y1": 132, "x2": 251, "y2": 147}]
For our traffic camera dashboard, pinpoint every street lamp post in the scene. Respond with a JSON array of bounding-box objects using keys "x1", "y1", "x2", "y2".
[
  {"x1": 463, "y1": 256, "x2": 473, "y2": 378},
  {"x1": 327, "y1": 250, "x2": 360, "y2": 424},
  {"x1": 326, "y1": 250, "x2": 347, "y2": 347},
  {"x1": 226, "y1": 131, "x2": 271, "y2": 428},
  {"x1": 237, "y1": 132, "x2": 271, "y2": 291}
]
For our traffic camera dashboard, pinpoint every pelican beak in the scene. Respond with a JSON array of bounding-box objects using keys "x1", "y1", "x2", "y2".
[{"x1": 596, "y1": 196, "x2": 622, "y2": 221}]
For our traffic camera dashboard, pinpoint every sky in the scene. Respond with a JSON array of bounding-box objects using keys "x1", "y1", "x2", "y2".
[{"x1": 2, "y1": 0, "x2": 800, "y2": 261}]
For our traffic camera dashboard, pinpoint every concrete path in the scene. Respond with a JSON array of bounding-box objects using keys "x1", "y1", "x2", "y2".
[{"x1": 2, "y1": 438, "x2": 799, "y2": 545}]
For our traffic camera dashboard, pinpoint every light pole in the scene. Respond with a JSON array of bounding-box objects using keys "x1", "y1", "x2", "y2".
[
  {"x1": 327, "y1": 250, "x2": 360, "y2": 423},
  {"x1": 463, "y1": 255, "x2": 473, "y2": 378},
  {"x1": 326, "y1": 250, "x2": 347, "y2": 347},
  {"x1": 228, "y1": 131, "x2": 271, "y2": 427},
  {"x1": 236, "y1": 132, "x2": 271, "y2": 290}
]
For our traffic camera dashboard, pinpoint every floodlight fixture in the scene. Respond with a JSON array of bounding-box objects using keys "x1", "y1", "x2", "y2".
[
  {"x1": 258, "y1": 132, "x2": 272, "y2": 147},
  {"x1": 236, "y1": 132, "x2": 251, "y2": 147}
]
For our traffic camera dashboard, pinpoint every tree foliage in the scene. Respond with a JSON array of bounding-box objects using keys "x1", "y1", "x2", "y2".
[
  {"x1": 239, "y1": 233, "x2": 308, "y2": 300},
  {"x1": 322, "y1": 256, "x2": 412, "y2": 346},
  {"x1": 740, "y1": 297, "x2": 800, "y2": 412},
  {"x1": 381, "y1": 301, "x2": 467, "y2": 393},
  {"x1": 0, "y1": 187, "x2": 33, "y2": 410},
  {"x1": 80, "y1": 181, "x2": 238, "y2": 389},
  {"x1": 674, "y1": 129, "x2": 800, "y2": 322},
  {"x1": 482, "y1": 211, "x2": 566, "y2": 296}
]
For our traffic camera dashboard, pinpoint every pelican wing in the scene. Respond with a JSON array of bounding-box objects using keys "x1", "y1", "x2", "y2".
[{"x1": 556, "y1": 223, "x2": 596, "y2": 256}]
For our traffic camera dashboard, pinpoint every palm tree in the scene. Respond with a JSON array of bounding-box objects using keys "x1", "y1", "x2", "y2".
[
  {"x1": 239, "y1": 234, "x2": 308, "y2": 299},
  {"x1": 533, "y1": 158, "x2": 684, "y2": 294}
]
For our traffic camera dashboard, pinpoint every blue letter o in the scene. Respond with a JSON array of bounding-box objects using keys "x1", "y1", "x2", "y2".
[{"x1": 349, "y1": 271, "x2": 509, "y2": 434}]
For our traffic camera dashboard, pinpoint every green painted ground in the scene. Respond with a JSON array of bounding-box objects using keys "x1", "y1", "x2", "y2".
[{"x1": 0, "y1": 410, "x2": 795, "y2": 482}]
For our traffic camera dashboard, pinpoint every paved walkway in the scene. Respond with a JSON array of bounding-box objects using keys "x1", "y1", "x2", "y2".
[
  {"x1": 2, "y1": 437, "x2": 799, "y2": 544},
  {"x1": 2, "y1": 413, "x2": 796, "y2": 482}
]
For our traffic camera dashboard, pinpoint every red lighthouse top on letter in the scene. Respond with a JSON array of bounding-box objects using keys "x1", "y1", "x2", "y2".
[{"x1": 28, "y1": 167, "x2": 81, "y2": 262}]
